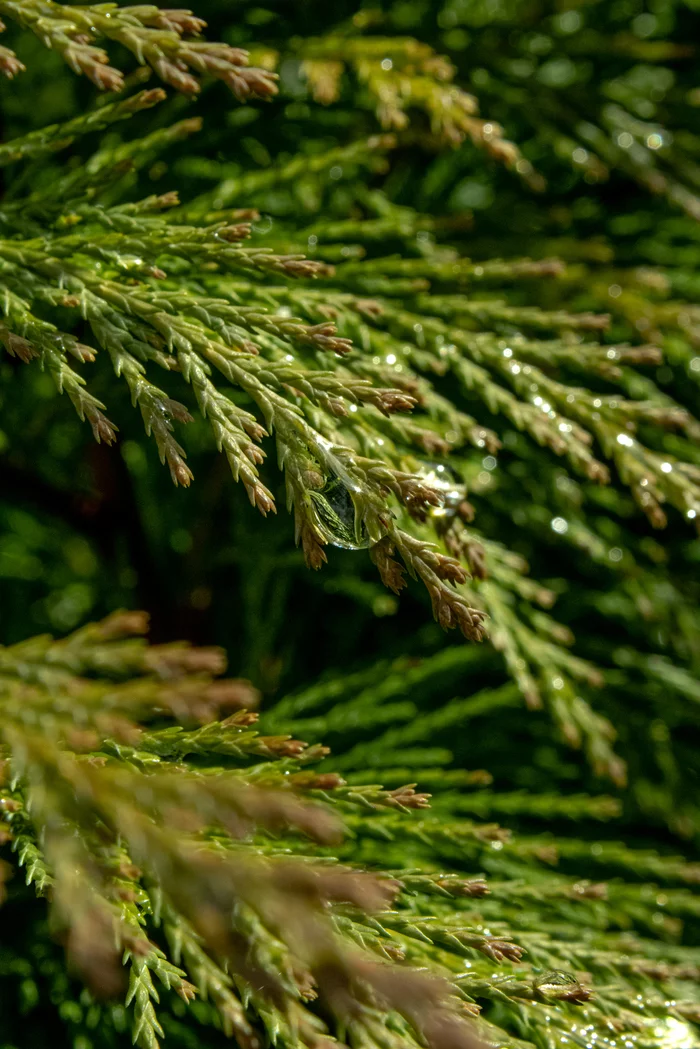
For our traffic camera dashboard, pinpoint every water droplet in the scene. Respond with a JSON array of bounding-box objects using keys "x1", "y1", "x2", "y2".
[
  {"x1": 308, "y1": 475, "x2": 369, "y2": 550},
  {"x1": 416, "y1": 462, "x2": 467, "y2": 523},
  {"x1": 534, "y1": 970, "x2": 579, "y2": 996}
]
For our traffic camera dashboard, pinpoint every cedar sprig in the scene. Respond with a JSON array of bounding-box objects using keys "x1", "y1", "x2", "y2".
[
  {"x1": 295, "y1": 34, "x2": 541, "y2": 187},
  {"x1": 0, "y1": 87, "x2": 167, "y2": 166},
  {"x1": 2, "y1": 44, "x2": 699, "y2": 728},
  {"x1": 0, "y1": 613, "x2": 480, "y2": 1049},
  {"x1": 4, "y1": 614, "x2": 700, "y2": 1048},
  {"x1": 0, "y1": 0, "x2": 278, "y2": 98}
]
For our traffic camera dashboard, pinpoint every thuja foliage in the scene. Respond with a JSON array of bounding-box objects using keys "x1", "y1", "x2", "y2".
[
  {"x1": 0, "y1": 1, "x2": 700, "y2": 1048},
  {"x1": 3, "y1": 612, "x2": 700, "y2": 1049}
]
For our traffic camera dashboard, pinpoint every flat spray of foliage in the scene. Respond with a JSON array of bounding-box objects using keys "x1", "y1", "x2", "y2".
[
  {"x1": 3, "y1": 612, "x2": 700, "y2": 1049},
  {"x1": 0, "y1": 2, "x2": 700, "y2": 1049}
]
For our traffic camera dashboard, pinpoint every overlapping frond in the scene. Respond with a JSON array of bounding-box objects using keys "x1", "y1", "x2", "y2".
[
  {"x1": 2, "y1": 615, "x2": 700, "y2": 1049},
  {"x1": 0, "y1": 0, "x2": 278, "y2": 97}
]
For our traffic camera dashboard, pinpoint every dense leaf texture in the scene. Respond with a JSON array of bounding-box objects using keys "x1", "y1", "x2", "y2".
[{"x1": 0, "y1": 1, "x2": 699, "y2": 1048}]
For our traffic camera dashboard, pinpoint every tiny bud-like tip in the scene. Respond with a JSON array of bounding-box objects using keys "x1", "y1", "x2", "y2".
[
  {"x1": 156, "y1": 191, "x2": 180, "y2": 209},
  {"x1": 139, "y1": 88, "x2": 167, "y2": 106},
  {"x1": 88, "y1": 410, "x2": 119, "y2": 445},
  {"x1": 171, "y1": 460, "x2": 195, "y2": 487}
]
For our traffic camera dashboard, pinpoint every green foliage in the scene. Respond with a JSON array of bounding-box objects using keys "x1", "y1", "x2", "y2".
[
  {"x1": 3, "y1": 613, "x2": 700, "y2": 1049},
  {"x1": 0, "y1": 1, "x2": 700, "y2": 1048},
  {"x1": 0, "y1": 0, "x2": 277, "y2": 96}
]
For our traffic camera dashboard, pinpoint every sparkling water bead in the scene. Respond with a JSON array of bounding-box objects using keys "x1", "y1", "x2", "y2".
[
  {"x1": 416, "y1": 461, "x2": 467, "y2": 521},
  {"x1": 308, "y1": 474, "x2": 370, "y2": 550},
  {"x1": 534, "y1": 970, "x2": 581, "y2": 997}
]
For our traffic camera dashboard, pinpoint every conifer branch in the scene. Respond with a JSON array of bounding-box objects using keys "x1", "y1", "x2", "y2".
[
  {"x1": 2, "y1": 613, "x2": 700, "y2": 1048},
  {"x1": 0, "y1": 0, "x2": 278, "y2": 97}
]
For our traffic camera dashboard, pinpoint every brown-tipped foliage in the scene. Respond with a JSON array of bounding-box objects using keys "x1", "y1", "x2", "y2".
[
  {"x1": 0, "y1": 614, "x2": 481, "y2": 1049},
  {"x1": 0, "y1": 0, "x2": 278, "y2": 97}
]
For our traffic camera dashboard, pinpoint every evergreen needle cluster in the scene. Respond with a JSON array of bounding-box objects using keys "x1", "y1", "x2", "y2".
[
  {"x1": 3, "y1": 613, "x2": 700, "y2": 1049},
  {"x1": 0, "y1": 2, "x2": 699, "y2": 1048}
]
